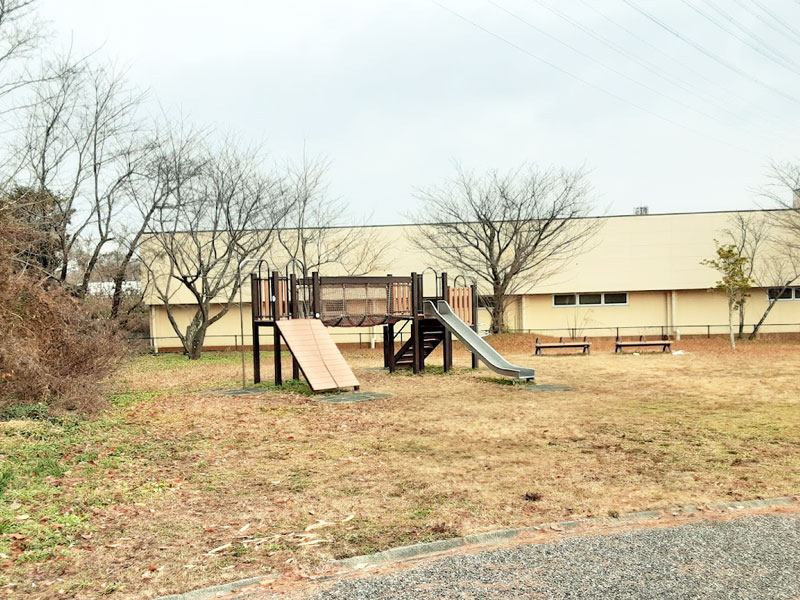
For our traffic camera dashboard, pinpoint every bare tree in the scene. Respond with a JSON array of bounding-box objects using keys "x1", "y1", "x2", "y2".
[
  {"x1": 740, "y1": 163, "x2": 800, "y2": 339},
  {"x1": 274, "y1": 154, "x2": 387, "y2": 284},
  {"x1": 409, "y1": 164, "x2": 600, "y2": 333},
  {"x1": 764, "y1": 160, "x2": 800, "y2": 247},
  {"x1": 0, "y1": 0, "x2": 42, "y2": 105},
  {"x1": 106, "y1": 122, "x2": 199, "y2": 318},
  {"x1": 0, "y1": 0, "x2": 45, "y2": 189},
  {"x1": 17, "y1": 60, "x2": 145, "y2": 290},
  {"x1": 142, "y1": 137, "x2": 288, "y2": 359}
]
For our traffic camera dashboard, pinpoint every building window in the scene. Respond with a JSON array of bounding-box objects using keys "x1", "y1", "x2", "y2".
[
  {"x1": 603, "y1": 292, "x2": 628, "y2": 304},
  {"x1": 553, "y1": 292, "x2": 628, "y2": 307},
  {"x1": 579, "y1": 293, "x2": 602, "y2": 305},
  {"x1": 553, "y1": 294, "x2": 576, "y2": 306},
  {"x1": 768, "y1": 287, "x2": 799, "y2": 301}
]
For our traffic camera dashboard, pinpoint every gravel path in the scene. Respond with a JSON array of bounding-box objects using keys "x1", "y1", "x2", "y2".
[{"x1": 292, "y1": 514, "x2": 800, "y2": 600}]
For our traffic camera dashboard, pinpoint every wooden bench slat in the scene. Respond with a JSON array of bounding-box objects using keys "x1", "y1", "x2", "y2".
[
  {"x1": 535, "y1": 337, "x2": 591, "y2": 355},
  {"x1": 615, "y1": 336, "x2": 672, "y2": 354}
]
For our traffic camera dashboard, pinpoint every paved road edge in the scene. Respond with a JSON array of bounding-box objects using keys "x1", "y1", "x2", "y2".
[{"x1": 154, "y1": 494, "x2": 798, "y2": 600}]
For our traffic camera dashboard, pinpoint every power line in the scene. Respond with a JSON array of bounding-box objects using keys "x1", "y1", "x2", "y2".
[
  {"x1": 428, "y1": 0, "x2": 752, "y2": 153},
  {"x1": 729, "y1": 0, "x2": 800, "y2": 48},
  {"x1": 621, "y1": 0, "x2": 800, "y2": 107},
  {"x1": 680, "y1": 0, "x2": 800, "y2": 74},
  {"x1": 487, "y1": 0, "x2": 732, "y2": 127},
  {"x1": 750, "y1": 0, "x2": 800, "y2": 44},
  {"x1": 528, "y1": 0, "x2": 795, "y2": 143},
  {"x1": 573, "y1": 0, "x2": 794, "y2": 134},
  {"x1": 700, "y1": 0, "x2": 800, "y2": 59}
]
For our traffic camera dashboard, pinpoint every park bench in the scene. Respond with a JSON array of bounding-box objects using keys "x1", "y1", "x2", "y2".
[
  {"x1": 535, "y1": 336, "x2": 591, "y2": 355},
  {"x1": 615, "y1": 335, "x2": 672, "y2": 353}
]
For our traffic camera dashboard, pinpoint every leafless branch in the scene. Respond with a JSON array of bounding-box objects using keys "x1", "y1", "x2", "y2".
[{"x1": 408, "y1": 163, "x2": 601, "y2": 332}]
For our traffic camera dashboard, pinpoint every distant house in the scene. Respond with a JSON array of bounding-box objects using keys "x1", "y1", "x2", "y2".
[{"x1": 87, "y1": 281, "x2": 141, "y2": 297}]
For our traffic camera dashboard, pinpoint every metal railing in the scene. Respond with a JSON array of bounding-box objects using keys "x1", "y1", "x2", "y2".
[
  {"x1": 128, "y1": 330, "x2": 412, "y2": 351},
  {"x1": 511, "y1": 322, "x2": 800, "y2": 339},
  {"x1": 130, "y1": 320, "x2": 800, "y2": 352}
]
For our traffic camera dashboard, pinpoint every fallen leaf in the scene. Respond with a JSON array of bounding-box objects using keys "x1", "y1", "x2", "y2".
[
  {"x1": 298, "y1": 539, "x2": 329, "y2": 546},
  {"x1": 205, "y1": 543, "x2": 231, "y2": 555},
  {"x1": 304, "y1": 520, "x2": 336, "y2": 532}
]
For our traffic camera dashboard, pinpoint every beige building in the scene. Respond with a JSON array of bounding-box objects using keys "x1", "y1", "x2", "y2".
[{"x1": 144, "y1": 210, "x2": 800, "y2": 351}]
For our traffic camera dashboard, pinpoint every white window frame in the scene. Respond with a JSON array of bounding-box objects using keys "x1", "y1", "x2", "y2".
[
  {"x1": 602, "y1": 292, "x2": 629, "y2": 306},
  {"x1": 767, "y1": 287, "x2": 799, "y2": 302},
  {"x1": 552, "y1": 292, "x2": 629, "y2": 307},
  {"x1": 552, "y1": 294, "x2": 577, "y2": 307}
]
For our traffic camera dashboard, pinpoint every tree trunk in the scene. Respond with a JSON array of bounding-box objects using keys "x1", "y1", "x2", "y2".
[
  {"x1": 183, "y1": 310, "x2": 208, "y2": 360},
  {"x1": 737, "y1": 301, "x2": 746, "y2": 339},
  {"x1": 490, "y1": 289, "x2": 506, "y2": 333},
  {"x1": 78, "y1": 246, "x2": 103, "y2": 298},
  {"x1": 110, "y1": 272, "x2": 126, "y2": 319},
  {"x1": 728, "y1": 301, "x2": 736, "y2": 350},
  {"x1": 748, "y1": 299, "x2": 779, "y2": 340}
]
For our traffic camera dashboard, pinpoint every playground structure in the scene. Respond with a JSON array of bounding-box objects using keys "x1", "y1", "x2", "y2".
[{"x1": 250, "y1": 270, "x2": 535, "y2": 393}]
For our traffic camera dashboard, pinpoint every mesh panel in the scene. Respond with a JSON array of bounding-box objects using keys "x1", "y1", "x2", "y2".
[{"x1": 320, "y1": 283, "x2": 409, "y2": 326}]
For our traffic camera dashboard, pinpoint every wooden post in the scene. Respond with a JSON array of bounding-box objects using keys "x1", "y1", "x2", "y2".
[
  {"x1": 411, "y1": 272, "x2": 421, "y2": 374},
  {"x1": 387, "y1": 322, "x2": 396, "y2": 373},
  {"x1": 251, "y1": 274, "x2": 261, "y2": 384},
  {"x1": 311, "y1": 272, "x2": 321, "y2": 318},
  {"x1": 442, "y1": 272, "x2": 452, "y2": 372},
  {"x1": 289, "y1": 273, "x2": 298, "y2": 318},
  {"x1": 289, "y1": 273, "x2": 300, "y2": 380},
  {"x1": 271, "y1": 271, "x2": 282, "y2": 386},
  {"x1": 470, "y1": 282, "x2": 479, "y2": 370},
  {"x1": 382, "y1": 325, "x2": 389, "y2": 367}
]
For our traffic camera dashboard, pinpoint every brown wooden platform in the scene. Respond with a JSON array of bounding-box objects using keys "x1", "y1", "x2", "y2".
[{"x1": 275, "y1": 319, "x2": 360, "y2": 392}]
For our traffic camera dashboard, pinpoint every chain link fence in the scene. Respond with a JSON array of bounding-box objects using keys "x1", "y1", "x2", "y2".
[{"x1": 129, "y1": 321, "x2": 800, "y2": 352}]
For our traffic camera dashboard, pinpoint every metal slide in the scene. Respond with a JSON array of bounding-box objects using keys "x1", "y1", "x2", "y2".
[{"x1": 424, "y1": 300, "x2": 535, "y2": 381}]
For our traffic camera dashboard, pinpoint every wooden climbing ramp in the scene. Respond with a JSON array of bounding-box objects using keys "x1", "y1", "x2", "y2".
[{"x1": 275, "y1": 319, "x2": 360, "y2": 392}]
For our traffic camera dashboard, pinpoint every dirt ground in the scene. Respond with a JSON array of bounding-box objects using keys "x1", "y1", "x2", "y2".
[{"x1": 2, "y1": 334, "x2": 799, "y2": 598}]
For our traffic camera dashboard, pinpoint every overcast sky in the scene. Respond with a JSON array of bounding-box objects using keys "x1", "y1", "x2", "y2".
[{"x1": 38, "y1": 0, "x2": 800, "y2": 224}]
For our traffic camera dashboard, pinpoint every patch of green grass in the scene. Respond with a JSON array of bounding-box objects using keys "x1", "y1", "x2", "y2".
[
  {"x1": 252, "y1": 378, "x2": 315, "y2": 396},
  {"x1": 0, "y1": 403, "x2": 53, "y2": 422},
  {"x1": 477, "y1": 376, "x2": 525, "y2": 386},
  {"x1": 129, "y1": 350, "x2": 286, "y2": 372},
  {"x1": 108, "y1": 390, "x2": 159, "y2": 408},
  {"x1": 0, "y1": 403, "x2": 194, "y2": 566},
  {"x1": 390, "y1": 365, "x2": 470, "y2": 377}
]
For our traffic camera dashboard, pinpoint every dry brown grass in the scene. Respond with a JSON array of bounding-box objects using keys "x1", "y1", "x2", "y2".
[{"x1": 4, "y1": 335, "x2": 800, "y2": 598}]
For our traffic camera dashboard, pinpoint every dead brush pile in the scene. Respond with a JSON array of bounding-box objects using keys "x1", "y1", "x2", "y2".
[{"x1": 0, "y1": 212, "x2": 126, "y2": 415}]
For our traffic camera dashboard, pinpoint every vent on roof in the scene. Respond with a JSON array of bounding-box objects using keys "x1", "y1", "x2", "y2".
[
  {"x1": 794, "y1": 188, "x2": 800, "y2": 209},
  {"x1": 634, "y1": 206, "x2": 649, "y2": 215}
]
